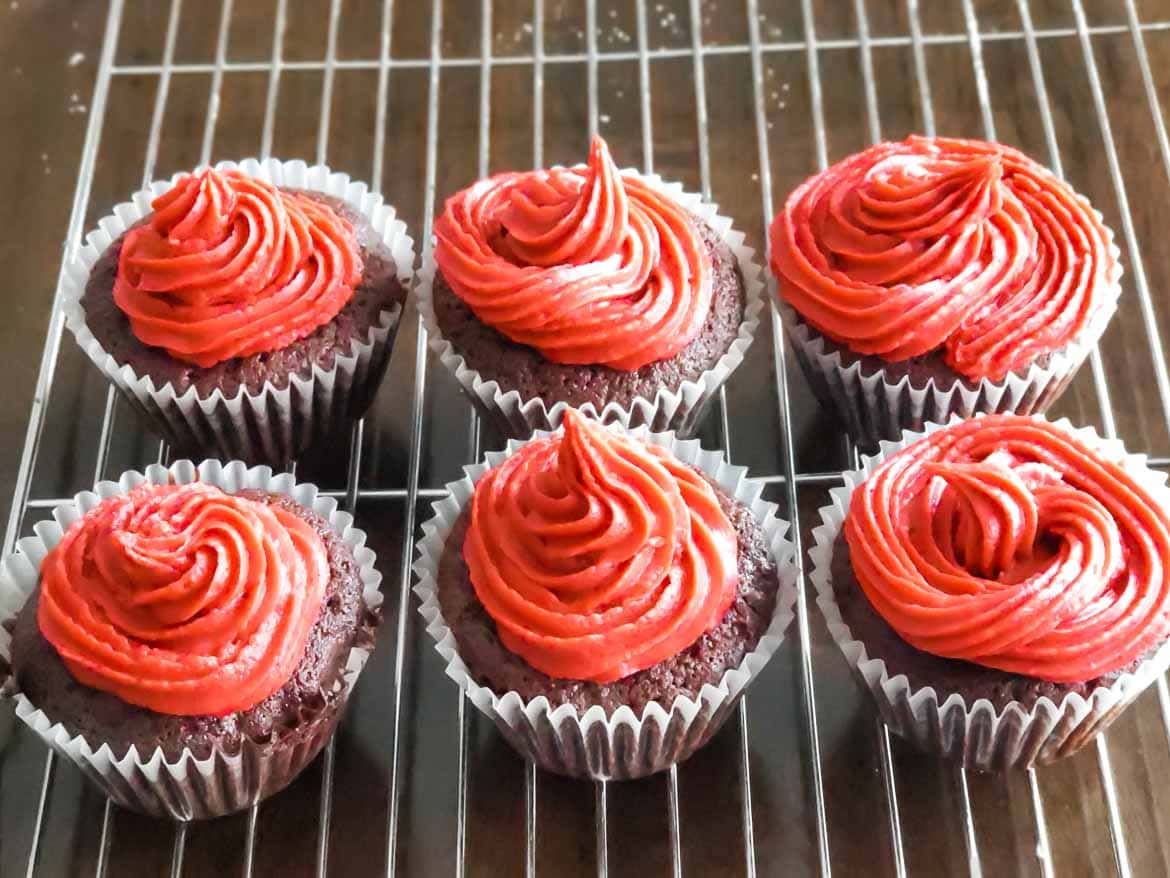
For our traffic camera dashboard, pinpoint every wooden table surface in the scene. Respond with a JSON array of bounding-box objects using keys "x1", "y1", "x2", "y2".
[{"x1": 4, "y1": 1, "x2": 1170, "y2": 875}]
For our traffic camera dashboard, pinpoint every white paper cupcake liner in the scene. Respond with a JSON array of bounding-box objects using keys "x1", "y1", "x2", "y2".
[
  {"x1": 809, "y1": 415, "x2": 1170, "y2": 771},
  {"x1": 415, "y1": 170, "x2": 765, "y2": 438},
  {"x1": 413, "y1": 422, "x2": 799, "y2": 780},
  {"x1": 62, "y1": 158, "x2": 416, "y2": 464},
  {"x1": 782, "y1": 220, "x2": 1123, "y2": 450},
  {"x1": 0, "y1": 460, "x2": 384, "y2": 819}
]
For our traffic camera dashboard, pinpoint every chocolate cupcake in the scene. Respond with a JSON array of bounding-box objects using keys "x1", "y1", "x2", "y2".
[
  {"x1": 63, "y1": 159, "x2": 415, "y2": 464},
  {"x1": 770, "y1": 136, "x2": 1121, "y2": 449},
  {"x1": 417, "y1": 136, "x2": 764, "y2": 437},
  {"x1": 414, "y1": 410, "x2": 797, "y2": 779},
  {"x1": 0, "y1": 460, "x2": 382, "y2": 819},
  {"x1": 810, "y1": 415, "x2": 1170, "y2": 770}
]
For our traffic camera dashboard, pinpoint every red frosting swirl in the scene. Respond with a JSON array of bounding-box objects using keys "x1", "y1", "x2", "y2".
[
  {"x1": 433, "y1": 136, "x2": 713, "y2": 371},
  {"x1": 770, "y1": 136, "x2": 1116, "y2": 381},
  {"x1": 844, "y1": 415, "x2": 1170, "y2": 682},
  {"x1": 37, "y1": 482, "x2": 330, "y2": 716},
  {"x1": 115, "y1": 168, "x2": 363, "y2": 368},
  {"x1": 463, "y1": 411, "x2": 739, "y2": 682}
]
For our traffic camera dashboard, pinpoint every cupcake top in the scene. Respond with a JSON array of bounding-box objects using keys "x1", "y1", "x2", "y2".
[
  {"x1": 463, "y1": 410, "x2": 739, "y2": 682},
  {"x1": 114, "y1": 169, "x2": 363, "y2": 368},
  {"x1": 844, "y1": 415, "x2": 1170, "y2": 682},
  {"x1": 36, "y1": 482, "x2": 329, "y2": 716},
  {"x1": 433, "y1": 136, "x2": 713, "y2": 371},
  {"x1": 771, "y1": 136, "x2": 1117, "y2": 381}
]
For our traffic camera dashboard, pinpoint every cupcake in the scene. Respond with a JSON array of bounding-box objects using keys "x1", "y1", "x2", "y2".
[
  {"x1": 63, "y1": 159, "x2": 415, "y2": 464},
  {"x1": 810, "y1": 414, "x2": 1170, "y2": 770},
  {"x1": 0, "y1": 460, "x2": 382, "y2": 819},
  {"x1": 417, "y1": 136, "x2": 764, "y2": 437},
  {"x1": 770, "y1": 136, "x2": 1121, "y2": 449},
  {"x1": 414, "y1": 410, "x2": 797, "y2": 779}
]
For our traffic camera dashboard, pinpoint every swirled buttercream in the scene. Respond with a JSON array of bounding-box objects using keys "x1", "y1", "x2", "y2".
[
  {"x1": 37, "y1": 482, "x2": 329, "y2": 716},
  {"x1": 844, "y1": 415, "x2": 1170, "y2": 682},
  {"x1": 463, "y1": 411, "x2": 739, "y2": 682},
  {"x1": 433, "y1": 136, "x2": 713, "y2": 371},
  {"x1": 114, "y1": 168, "x2": 363, "y2": 367},
  {"x1": 770, "y1": 136, "x2": 1115, "y2": 381}
]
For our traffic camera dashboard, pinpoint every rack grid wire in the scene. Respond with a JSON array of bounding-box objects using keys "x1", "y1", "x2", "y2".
[{"x1": 5, "y1": 0, "x2": 1170, "y2": 876}]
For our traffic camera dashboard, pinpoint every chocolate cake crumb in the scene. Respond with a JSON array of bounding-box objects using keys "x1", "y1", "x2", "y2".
[{"x1": 785, "y1": 306, "x2": 1057, "y2": 392}]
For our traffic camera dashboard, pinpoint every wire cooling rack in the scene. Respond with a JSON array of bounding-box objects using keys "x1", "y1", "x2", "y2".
[{"x1": 5, "y1": 0, "x2": 1170, "y2": 875}]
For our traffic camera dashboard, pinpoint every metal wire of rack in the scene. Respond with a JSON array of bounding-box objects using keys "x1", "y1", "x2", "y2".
[{"x1": 5, "y1": 1, "x2": 1170, "y2": 876}]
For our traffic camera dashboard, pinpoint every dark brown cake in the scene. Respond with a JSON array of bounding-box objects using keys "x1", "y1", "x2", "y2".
[
  {"x1": 783, "y1": 304, "x2": 1085, "y2": 450},
  {"x1": 785, "y1": 306, "x2": 1058, "y2": 392},
  {"x1": 80, "y1": 192, "x2": 406, "y2": 400},
  {"x1": 436, "y1": 473, "x2": 780, "y2": 715},
  {"x1": 4, "y1": 490, "x2": 379, "y2": 759},
  {"x1": 828, "y1": 530, "x2": 1150, "y2": 712},
  {"x1": 431, "y1": 218, "x2": 745, "y2": 412}
]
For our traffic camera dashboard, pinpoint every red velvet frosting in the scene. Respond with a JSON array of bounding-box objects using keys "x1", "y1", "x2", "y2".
[
  {"x1": 433, "y1": 136, "x2": 714, "y2": 371},
  {"x1": 771, "y1": 136, "x2": 1116, "y2": 381},
  {"x1": 37, "y1": 482, "x2": 329, "y2": 716},
  {"x1": 844, "y1": 415, "x2": 1170, "y2": 683},
  {"x1": 114, "y1": 168, "x2": 363, "y2": 368},
  {"x1": 462, "y1": 411, "x2": 739, "y2": 682}
]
